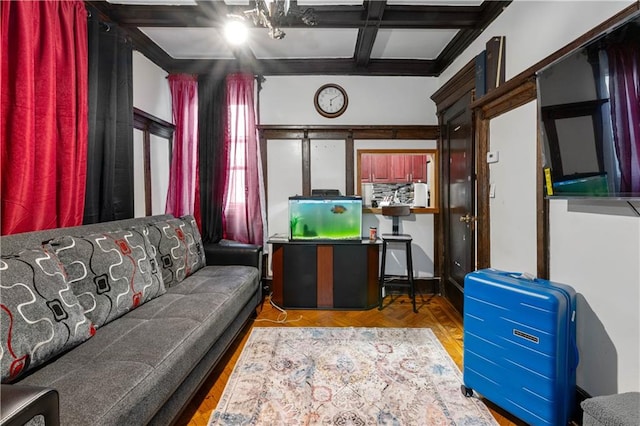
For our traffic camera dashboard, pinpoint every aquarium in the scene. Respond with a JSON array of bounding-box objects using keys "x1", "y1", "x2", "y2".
[{"x1": 289, "y1": 196, "x2": 363, "y2": 241}]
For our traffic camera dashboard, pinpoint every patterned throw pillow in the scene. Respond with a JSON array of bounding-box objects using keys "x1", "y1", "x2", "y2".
[
  {"x1": 144, "y1": 217, "x2": 205, "y2": 288},
  {"x1": 0, "y1": 248, "x2": 95, "y2": 383},
  {"x1": 180, "y1": 215, "x2": 206, "y2": 271},
  {"x1": 49, "y1": 228, "x2": 166, "y2": 328}
]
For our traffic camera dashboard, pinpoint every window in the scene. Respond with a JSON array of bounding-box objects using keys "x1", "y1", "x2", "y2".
[{"x1": 225, "y1": 105, "x2": 248, "y2": 211}]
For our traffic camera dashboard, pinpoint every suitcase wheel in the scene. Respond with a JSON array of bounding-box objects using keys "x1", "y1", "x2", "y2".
[{"x1": 460, "y1": 385, "x2": 474, "y2": 397}]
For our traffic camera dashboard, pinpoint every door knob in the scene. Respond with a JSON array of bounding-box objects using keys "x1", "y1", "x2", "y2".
[{"x1": 459, "y1": 213, "x2": 476, "y2": 224}]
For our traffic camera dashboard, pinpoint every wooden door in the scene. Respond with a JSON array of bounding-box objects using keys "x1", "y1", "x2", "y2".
[{"x1": 441, "y1": 92, "x2": 475, "y2": 314}]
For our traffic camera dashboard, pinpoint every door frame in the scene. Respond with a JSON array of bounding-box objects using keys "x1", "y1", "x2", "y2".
[
  {"x1": 432, "y1": 59, "x2": 540, "y2": 282},
  {"x1": 431, "y1": 61, "x2": 486, "y2": 294},
  {"x1": 440, "y1": 91, "x2": 475, "y2": 312}
]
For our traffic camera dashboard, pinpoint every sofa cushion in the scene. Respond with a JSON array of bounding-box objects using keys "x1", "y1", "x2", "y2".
[
  {"x1": 0, "y1": 248, "x2": 95, "y2": 383},
  {"x1": 144, "y1": 217, "x2": 204, "y2": 287},
  {"x1": 18, "y1": 265, "x2": 261, "y2": 425},
  {"x1": 49, "y1": 228, "x2": 166, "y2": 328}
]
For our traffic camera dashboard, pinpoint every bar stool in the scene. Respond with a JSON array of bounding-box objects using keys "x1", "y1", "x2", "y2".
[{"x1": 378, "y1": 205, "x2": 417, "y2": 313}]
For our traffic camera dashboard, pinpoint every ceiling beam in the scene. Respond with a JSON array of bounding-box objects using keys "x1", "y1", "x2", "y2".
[
  {"x1": 164, "y1": 58, "x2": 440, "y2": 76},
  {"x1": 354, "y1": 1, "x2": 386, "y2": 68},
  {"x1": 87, "y1": 3, "x2": 494, "y2": 29},
  {"x1": 86, "y1": 0, "x2": 512, "y2": 77},
  {"x1": 435, "y1": 1, "x2": 512, "y2": 73}
]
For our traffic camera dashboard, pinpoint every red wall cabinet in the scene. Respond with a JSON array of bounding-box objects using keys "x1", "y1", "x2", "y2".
[{"x1": 361, "y1": 154, "x2": 428, "y2": 184}]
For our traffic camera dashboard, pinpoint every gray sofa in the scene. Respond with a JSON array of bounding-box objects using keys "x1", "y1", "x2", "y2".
[{"x1": 0, "y1": 215, "x2": 262, "y2": 426}]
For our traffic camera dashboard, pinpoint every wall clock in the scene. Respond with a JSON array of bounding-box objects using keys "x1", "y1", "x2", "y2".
[{"x1": 314, "y1": 83, "x2": 348, "y2": 118}]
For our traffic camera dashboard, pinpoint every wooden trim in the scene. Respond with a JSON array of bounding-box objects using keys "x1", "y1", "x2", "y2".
[
  {"x1": 271, "y1": 245, "x2": 284, "y2": 306},
  {"x1": 475, "y1": 110, "x2": 491, "y2": 269},
  {"x1": 470, "y1": 3, "x2": 640, "y2": 111},
  {"x1": 316, "y1": 245, "x2": 334, "y2": 308},
  {"x1": 430, "y1": 59, "x2": 476, "y2": 114},
  {"x1": 302, "y1": 136, "x2": 311, "y2": 196},
  {"x1": 260, "y1": 134, "x2": 268, "y2": 207},
  {"x1": 143, "y1": 130, "x2": 152, "y2": 216},
  {"x1": 133, "y1": 107, "x2": 175, "y2": 138},
  {"x1": 537, "y1": 105, "x2": 549, "y2": 280},
  {"x1": 367, "y1": 245, "x2": 379, "y2": 307},
  {"x1": 133, "y1": 108, "x2": 175, "y2": 217},
  {"x1": 258, "y1": 125, "x2": 439, "y2": 140},
  {"x1": 433, "y1": 213, "x2": 442, "y2": 294},
  {"x1": 478, "y1": 78, "x2": 537, "y2": 120},
  {"x1": 345, "y1": 134, "x2": 354, "y2": 195}
]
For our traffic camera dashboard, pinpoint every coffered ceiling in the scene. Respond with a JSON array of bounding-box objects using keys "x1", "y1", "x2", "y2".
[{"x1": 87, "y1": 0, "x2": 512, "y2": 76}]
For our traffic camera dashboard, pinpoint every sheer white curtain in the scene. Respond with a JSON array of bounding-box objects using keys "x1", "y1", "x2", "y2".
[{"x1": 222, "y1": 73, "x2": 265, "y2": 244}]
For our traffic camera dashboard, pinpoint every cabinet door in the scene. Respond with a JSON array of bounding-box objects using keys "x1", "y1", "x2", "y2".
[
  {"x1": 410, "y1": 154, "x2": 428, "y2": 182},
  {"x1": 360, "y1": 154, "x2": 372, "y2": 183},
  {"x1": 371, "y1": 155, "x2": 391, "y2": 182},
  {"x1": 391, "y1": 155, "x2": 409, "y2": 182}
]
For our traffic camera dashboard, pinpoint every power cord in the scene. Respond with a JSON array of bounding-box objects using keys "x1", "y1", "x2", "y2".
[{"x1": 254, "y1": 292, "x2": 303, "y2": 324}]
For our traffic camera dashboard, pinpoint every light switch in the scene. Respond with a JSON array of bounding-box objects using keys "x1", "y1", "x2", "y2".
[
  {"x1": 487, "y1": 151, "x2": 499, "y2": 163},
  {"x1": 490, "y1": 183, "x2": 496, "y2": 198}
]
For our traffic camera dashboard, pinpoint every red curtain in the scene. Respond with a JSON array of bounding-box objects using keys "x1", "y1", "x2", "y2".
[
  {"x1": 222, "y1": 73, "x2": 264, "y2": 245},
  {"x1": 166, "y1": 74, "x2": 200, "y2": 222},
  {"x1": 1, "y1": 0, "x2": 88, "y2": 235}
]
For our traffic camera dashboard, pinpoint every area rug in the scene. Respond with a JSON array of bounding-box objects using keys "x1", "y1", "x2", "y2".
[{"x1": 209, "y1": 327, "x2": 498, "y2": 425}]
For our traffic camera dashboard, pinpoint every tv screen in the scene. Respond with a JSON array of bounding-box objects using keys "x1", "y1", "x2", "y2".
[
  {"x1": 288, "y1": 196, "x2": 362, "y2": 241},
  {"x1": 537, "y1": 12, "x2": 640, "y2": 198}
]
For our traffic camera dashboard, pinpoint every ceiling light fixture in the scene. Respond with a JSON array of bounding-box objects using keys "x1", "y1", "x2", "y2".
[
  {"x1": 231, "y1": 0, "x2": 317, "y2": 40},
  {"x1": 224, "y1": 19, "x2": 248, "y2": 45}
]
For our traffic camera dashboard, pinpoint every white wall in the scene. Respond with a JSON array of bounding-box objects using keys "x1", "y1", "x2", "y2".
[
  {"x1": 439, "y1": 1, "x2": 639, "y2": 395},
  {"x1": 260, "y1": 76, "x2": 439, "y2": 278},
  {"x1": 132, "y1": 51, "x2": 173, "y2": 217},
  {"x1": 260, "y1": 75, "x2": 439, "y2": 125},
  {"x1": 133, "y1": 52, "x2": 172, "y2": 123},
  {"x1": 489, "y1": 101, "x2": 538, "y2": 274}
]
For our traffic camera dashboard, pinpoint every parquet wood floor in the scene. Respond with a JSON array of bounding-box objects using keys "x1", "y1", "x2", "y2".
[{"x1": 174, "y1": 293, "x2": 527, "y2": 426}]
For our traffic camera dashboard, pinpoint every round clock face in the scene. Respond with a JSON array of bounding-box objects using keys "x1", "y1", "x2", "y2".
[{"x1": 314, "y1": 84, "x2": 348, "y2": 118}]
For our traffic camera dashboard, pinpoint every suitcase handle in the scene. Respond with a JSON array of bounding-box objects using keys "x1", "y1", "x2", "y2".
[{"x1": 492, "y1": 270, "x2": 539, "y2": 282}]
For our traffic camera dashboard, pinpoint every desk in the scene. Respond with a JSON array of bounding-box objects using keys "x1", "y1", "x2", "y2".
[{"x1": 269, "y1": 238, "x2": 380, "y2": 309}]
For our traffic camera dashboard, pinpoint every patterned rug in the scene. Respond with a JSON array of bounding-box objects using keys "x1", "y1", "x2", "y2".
[{"x1": 209, "y1": 327, "x2": 498, "y2": 425}]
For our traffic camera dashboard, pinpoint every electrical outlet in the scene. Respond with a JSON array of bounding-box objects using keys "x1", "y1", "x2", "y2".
[{"x1": 487, "y1": 151, "x2": 499, "y2": 163}]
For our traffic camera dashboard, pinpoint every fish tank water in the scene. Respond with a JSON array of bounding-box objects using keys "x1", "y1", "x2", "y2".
[{"x1": 289, "y1": 196, "x2": 363, "y2": 241}]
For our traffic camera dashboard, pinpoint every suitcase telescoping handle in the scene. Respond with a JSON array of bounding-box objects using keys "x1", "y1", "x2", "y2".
[
  {"x1": 493, "y1": 270, "x2": 538, "y2": 282},
  {"x1": 488, "y1": 269, "x2": 580, "y2": 369}
]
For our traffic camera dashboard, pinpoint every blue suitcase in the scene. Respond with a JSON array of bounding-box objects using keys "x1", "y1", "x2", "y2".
[{"x1": 461, "y1": 268, "x2": 579, "y2": 426}]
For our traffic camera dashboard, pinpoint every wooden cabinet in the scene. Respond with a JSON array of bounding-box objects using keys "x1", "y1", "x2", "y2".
[
  {"x1": 361, "y1": 154, "x2": 372, "y2": 183},
  {"x1": 361, "y1": 153, "x2": 428, "y2": 184},
  {"x1": 391, "y1": 154, "x2": 428, "y2": 183},
  {"x1": 361, "y1": 154, "x2": 391, "y2": 183},
  {"x1": 270, "y1": 240, "x2": 380, "y2": 309},
  {"x1": 391, "y1": 155, "x2": 409, "y2": 182},
  {"x1": 371, "y1": 155, "x2": 391, "y2": 182},
  {"x1": 409, "y1": 154, "x2": 428, "y2": 182}
]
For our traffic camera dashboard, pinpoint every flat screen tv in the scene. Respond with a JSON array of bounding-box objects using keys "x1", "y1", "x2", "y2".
[
  {"x1": 537, "y1": 11, "x2": 640, "y2": 198},
  {"x1": 288, "y1": 196, "x2": 362, "y2": 241}
]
